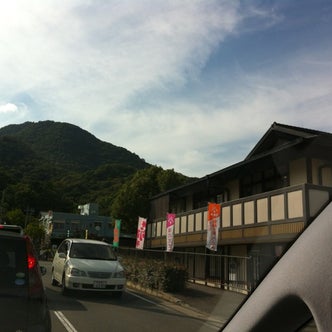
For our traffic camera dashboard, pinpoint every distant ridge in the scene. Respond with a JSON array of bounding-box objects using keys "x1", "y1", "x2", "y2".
[
  {"x1": 0, "y1": 121, "x2": 149, "y2": 172},
  {"x1": 0, "y1": 120, "x2": 192, "y2": 218}
]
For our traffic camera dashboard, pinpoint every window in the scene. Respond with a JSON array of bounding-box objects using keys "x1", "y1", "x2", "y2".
[
  {"x1": 53, "y1": 222, "x2": 65, "y2": 230},
  {"x1": 0, "y1": 238, "x2": 28, "y2": 294},
  {"x1": 240, "y1": 166, "x2": 288, "y2": 197},
  {"x1": 58, "y1": 241, "x2": 69, "y2": 254},
  {"x1": 94, "y1": 222, "x2": 102, "y2": 229}
]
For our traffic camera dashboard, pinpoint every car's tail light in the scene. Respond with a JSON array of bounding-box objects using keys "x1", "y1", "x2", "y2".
[
  {"x1": 27, "y1": 254, "x2": 37, "y2": 269},
  {"x1": 25, "y1": 236, "x2": 44, "y2": 298}
]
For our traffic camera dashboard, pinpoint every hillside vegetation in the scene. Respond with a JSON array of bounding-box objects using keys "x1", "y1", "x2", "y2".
[{"x1": 0, "y1": 121, "x2": 192, "y2": 232}]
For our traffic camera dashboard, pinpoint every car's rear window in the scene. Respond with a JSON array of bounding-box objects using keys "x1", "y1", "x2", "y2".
[
  {"x1": 0, "y1": 236, "x2": 29, "y2": 296},
  {"x1": 0, "y1": 224, "x2": 23, "y2": 234}
]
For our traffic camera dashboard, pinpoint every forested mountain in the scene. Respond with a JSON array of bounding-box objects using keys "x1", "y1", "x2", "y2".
[
  {"x1": 0, "y1": 121, "x2": 148, "y2": 171},
  {"x1": 0, "y1": 121, "x2": 192, "y2": 230}
]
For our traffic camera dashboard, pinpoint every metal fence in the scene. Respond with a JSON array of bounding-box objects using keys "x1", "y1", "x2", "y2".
[{"x1": 118, "y1": 247, "x2": 254, "y2": 294}]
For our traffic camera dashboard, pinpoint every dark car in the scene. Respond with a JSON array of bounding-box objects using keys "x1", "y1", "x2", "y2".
[
  {"x1": 0, "y1": 223, "x2": 24, "y2": 234},
  {"x1": 0, "y1": 227, "x2": 51, "y2": 331}
]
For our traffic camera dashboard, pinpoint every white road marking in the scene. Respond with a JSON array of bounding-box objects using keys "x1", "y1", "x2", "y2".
[
  {"x1": 126, "y1": 289, "x2": 159, "y2": 305},
  {"x1": 54, "y1": 311, "x2": 78, "y2": 332}
]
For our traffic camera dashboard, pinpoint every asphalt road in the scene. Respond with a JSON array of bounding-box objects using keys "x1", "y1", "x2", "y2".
[{"x1": 41, "y1": 261, "x2": 220, "y2": 332}]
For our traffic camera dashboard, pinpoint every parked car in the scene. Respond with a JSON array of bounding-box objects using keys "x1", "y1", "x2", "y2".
[
  {"x1": 51, "y1": 238, "x2": 126, "y2": 296},
  {"x1": 0, "y1": 227, "x2": 51, "y2": 332}
]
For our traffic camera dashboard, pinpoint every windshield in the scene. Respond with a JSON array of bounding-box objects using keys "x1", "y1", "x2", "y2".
[
  {"x1": 69, "y1": 243, "x2": 117, "y2": 261},
  {"x1": 1, "y1": 1, "x2": 331, "y2": 331}
]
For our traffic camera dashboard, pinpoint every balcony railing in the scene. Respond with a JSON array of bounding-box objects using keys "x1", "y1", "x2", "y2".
[{"x1": 147, "y1": 184, "x2": 332, "y2": 247}]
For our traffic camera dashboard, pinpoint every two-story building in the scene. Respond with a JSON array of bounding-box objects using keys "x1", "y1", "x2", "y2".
[
  {"x1": 40, "y1": 203, "x2": 114, "y2": 246},
  {"x1": 146, "y1": 122, "x2": 332, "y2": 290}
]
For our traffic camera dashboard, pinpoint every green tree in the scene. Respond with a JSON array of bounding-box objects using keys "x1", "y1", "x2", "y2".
[
  {"x1": 111, "y1": 166, "x2": 190, "y2": 233},
  {"x1": 5, "y1": 208, "x2": 25, "y2": 227},
  {"x1": 25, "y1": 220, "x2": 46, "y2": 253},
  {"x1": 5, "y1": 183, "x2": 37, "y2": 211},
  {"x1": 157, "y1": 168, "x2": 189, "y2": 192}
]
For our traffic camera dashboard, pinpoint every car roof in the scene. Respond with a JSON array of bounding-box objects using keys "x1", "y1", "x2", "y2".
[
  {"x1": 0, "y1": 224, "x2": 24, "y2": 235},
  {"x1": 0, "y1": 230, "x2": 25, "y2": 239},
  {"x1": 67, "y1": 238, "x2": 109, "y2": 245}
]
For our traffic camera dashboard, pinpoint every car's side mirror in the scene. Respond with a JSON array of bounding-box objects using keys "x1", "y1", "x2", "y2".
[
  {"x1": 58, "y1": 252, "x2": 66, "y2": 259},
  {"x1": 40, "y1": 266, "x2": 47, "y2": 276}
]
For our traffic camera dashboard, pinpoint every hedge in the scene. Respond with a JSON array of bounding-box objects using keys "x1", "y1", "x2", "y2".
[{"x1": 121, "y1": 256, "x2": 187, "y2": 292}]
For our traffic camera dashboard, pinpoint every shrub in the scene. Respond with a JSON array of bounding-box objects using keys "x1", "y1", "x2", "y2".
[
  {"x1": 121, "y1": 256, "x2": 187, "y2": 292},
  {"x1": 162, "y1": 265, "x2": 187, "y2": 292}
]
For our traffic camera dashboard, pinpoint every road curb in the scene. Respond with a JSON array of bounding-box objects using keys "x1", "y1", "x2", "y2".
[
  {"x1": 126, "y1": 281, "x2": 225, "y2": 327},
  {"x1": 126, "y1": 281, "x2": 184, "y2": 305}
]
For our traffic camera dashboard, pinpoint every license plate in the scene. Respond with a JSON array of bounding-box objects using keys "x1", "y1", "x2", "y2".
[{"x1": 93, "y1": 280, "x2": 107, "y2": 288}]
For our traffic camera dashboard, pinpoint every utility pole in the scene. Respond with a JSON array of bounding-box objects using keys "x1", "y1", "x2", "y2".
[{"x1": 24, "y1": 206, "x2": 35, "y2": 229}]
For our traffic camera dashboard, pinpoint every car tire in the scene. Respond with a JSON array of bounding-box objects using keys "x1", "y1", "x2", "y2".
[
  {"x1": 51, "y1": 270, "x2": 58, "y2": 286},
  {"x1": 61, "y1": 274, "x2": 69, "y2": 295}
]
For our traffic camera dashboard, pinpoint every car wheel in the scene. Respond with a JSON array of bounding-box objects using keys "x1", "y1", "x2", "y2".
[
  {"x1": 61, "y1": 274, "x2": 69, "y2": 295},
  {"x1": 51, "y1": 269, "x2": 58, "y2": 286}
]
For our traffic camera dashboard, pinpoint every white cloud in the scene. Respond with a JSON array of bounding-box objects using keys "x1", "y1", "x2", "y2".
[
  {"x1": 0, "y1": 103, "x2": 18, "y2": 113},
  {"x1": 95, "y1": 45, "x2": 332, "y2": 177},
  {"x1": 0, "y1": 101, "x2": 29, "y2": 130},
  {"x1": 0, "y1": 1, "x2": 331, "y2": 177},
  {"x1": 0, "y1": 1, "x2": 240, "y2": 109},
  {"x1": 0, "y1": 102, "x2": 29, "y2": 128}
]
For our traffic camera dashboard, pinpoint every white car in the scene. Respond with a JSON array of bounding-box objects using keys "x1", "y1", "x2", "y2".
[{"x1": 51, "y1": 238, "x2": 126, "y2": 296}]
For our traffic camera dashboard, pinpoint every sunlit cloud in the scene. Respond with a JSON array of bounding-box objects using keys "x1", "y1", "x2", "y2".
[
  {"x1": 0, "y1": 103, "x2": 18, "y2": 113},
  {"x1": 0, "y1": 1, "x2": 331, "y2": 177}
]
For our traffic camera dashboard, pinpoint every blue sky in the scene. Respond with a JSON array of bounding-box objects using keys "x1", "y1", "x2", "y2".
[{"x1": 0, "y1": 0, "x2": 331, "y2": 177}]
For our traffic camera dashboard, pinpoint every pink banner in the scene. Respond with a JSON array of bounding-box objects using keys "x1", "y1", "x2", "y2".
[
  {"x1": 136, "y1": 217, "x2": 147, "y2": 250},
  {"x1": 206, "y1": 203, "x2": 221, "y2": 251},
  {"x1": 166, "y1": 213, "x2": 176, "y2": 252}
]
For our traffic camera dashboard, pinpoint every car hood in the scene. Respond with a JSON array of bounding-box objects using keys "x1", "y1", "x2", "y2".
[{"x1": 68, "y1": 258, "x2": 123, "y2": 272}]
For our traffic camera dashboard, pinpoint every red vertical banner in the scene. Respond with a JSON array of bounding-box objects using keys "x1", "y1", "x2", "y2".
[
  {"x1": 206, "y1": 203, "x2": 221, "y2": 251},
  {"x1": 166, "y1": 213, "x2": 176, "y2": 252},
  {"x1": 136, "y1": 217, "x2": 147, "y2": 250},
  {"x1": 113, "y1": 219, "x2": 121, "y2": 247}
]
